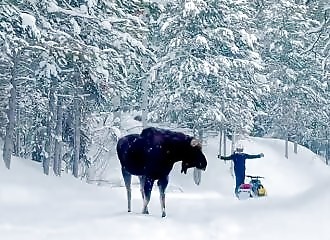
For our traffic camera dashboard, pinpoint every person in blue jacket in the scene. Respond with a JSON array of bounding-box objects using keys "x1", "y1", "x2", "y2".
[{"x1": 218, "y1": 144, "x2": 264, "y2": 196}]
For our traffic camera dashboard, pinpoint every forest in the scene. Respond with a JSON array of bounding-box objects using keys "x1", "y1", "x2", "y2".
[{"x1": 0, "y1": 0, "x2": 329, "y2": 178}]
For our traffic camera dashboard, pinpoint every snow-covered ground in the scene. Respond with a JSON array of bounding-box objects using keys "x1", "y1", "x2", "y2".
[{"x1": 1, "y1": 121, "x2": 329, "y2": 240}]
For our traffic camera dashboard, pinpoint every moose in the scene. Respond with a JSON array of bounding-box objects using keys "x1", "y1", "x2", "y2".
[{"x1": 116, "y1": 127, "x2": 207, "y2": 217}]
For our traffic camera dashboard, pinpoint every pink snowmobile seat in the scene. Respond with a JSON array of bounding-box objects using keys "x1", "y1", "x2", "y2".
[{"x1": 240, "y1": 183, "x2": 251, "y2": 189}]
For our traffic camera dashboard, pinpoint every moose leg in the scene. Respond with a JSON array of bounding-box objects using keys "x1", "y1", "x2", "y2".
[
  {"x1": 138, "y1": 176, "x2": 148, "y2": 214},
  {"x1": 157, "y1": 175, "x2": 169, "y2": 217},
  {"x1": 138, "y1": 176, "x2": 146, "y2": 200},
  {"x1": 121, "y1": 168, "x2": 132, "y2": 212},
  {"x1": 142, "y1": 177, "x2": 154, "y2": 214}
]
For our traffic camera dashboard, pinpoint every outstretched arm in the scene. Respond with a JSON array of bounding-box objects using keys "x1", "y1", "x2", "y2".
[
  {"x1": 218, "y1": 154, "x2": 233, "y2": 160},
  {"x1": 245, "y1": 153, "x2": 264, "y2": 159}
]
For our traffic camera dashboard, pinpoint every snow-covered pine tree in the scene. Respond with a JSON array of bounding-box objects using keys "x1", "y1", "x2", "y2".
[
  {"x1": 0, "y1": 2, "x2": 45, "y2": 169},
  {"x1": 148, "y1": 0, "x2": 266, "y2": 136},
  {"x1": 253, "y1": 0, "x2": 329, "y2": 147}
]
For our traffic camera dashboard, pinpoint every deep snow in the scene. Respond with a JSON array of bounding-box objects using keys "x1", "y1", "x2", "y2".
[{"x1": 0, "y1": 123, "x2": 329, "y2": 240}]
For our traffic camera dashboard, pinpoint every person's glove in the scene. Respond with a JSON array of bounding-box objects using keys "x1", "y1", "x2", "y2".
[
  {"x1": 260, "y1": 153, "x2": 264, "y2": 157},
  {"x1": 218, "y1": 155, "x2": 226, "y2": 160}
]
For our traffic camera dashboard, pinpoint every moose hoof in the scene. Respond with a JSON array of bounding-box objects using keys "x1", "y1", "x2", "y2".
[
  {"x1": 162, "y1": 212, "x2": 166, "y2": 218},
  {"x1": 142, "y1": 208, "x2": 149, "y2": 215}
]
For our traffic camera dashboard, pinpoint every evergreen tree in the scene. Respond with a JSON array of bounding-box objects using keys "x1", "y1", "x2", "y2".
[
  {"x1": 149, "y1": 0, "x2": 266, "y2": 134},
  {"x1": 253, "y1": 0, "x2": 329, "y2": 145}
]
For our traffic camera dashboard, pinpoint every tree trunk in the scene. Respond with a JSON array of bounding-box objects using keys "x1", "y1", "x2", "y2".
[
  {"x1": 293, "y1": 141, "x2": 298, "y2": 154},
  {"x1": 198, "y1": 128, "x2": 203, "y2": 144},
  {"x1": 223, "y1": 128, "x2": 227, "y2": 157},
  {"x1": 73, "y1": 96, "x2": 81, "y2": 178},
  {"x1": 230, "y1": 128, "x2": 236, "y2": 177},
  {"x1": 3, "y1": 86, "x2": 16, "y2": 169},
  {"x1": 326, "y1": 131, "x2": 329, "y2": 165},
  {"x1": 15, "y1": 107, "x2": 21, "y2": 156},
  {"x1": 2, "y1": 50, "x2": 19, "y2": 169},
  {"x1": 285, "y1": 137, "x2": 289, "y2": 159},
  {"x1": 112, "y1": 95, "x2": 121, "y2": 128},
  {"x1": 53, "y1": 97, "x2": 63, "y2": 176},
  {"x1": 141, "y1": 77, "x2": 148, "y2": 129},
  {"x1": 231, "y1": 128, "x2": 236, "y2": 153},
  {"x1": 44, "y1": 76, "x2": 57, "y2": 175},
  {"x1": 218, "y1": 125, "x2": 223, "y2": 156}
]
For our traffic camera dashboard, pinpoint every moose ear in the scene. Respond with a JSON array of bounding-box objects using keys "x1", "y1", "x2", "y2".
[{"x1": 190, "y1": 138, "x2": 202, "y2": 149}]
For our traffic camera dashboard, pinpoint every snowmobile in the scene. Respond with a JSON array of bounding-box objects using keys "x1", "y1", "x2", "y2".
[{"x1": 236, "y1": 175, "x2": 267, "y2": 200}]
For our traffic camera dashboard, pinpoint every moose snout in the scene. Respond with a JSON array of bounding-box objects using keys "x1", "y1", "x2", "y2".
[{"x1": 196, "y1": 164, "x2": 206, "y2": 171}]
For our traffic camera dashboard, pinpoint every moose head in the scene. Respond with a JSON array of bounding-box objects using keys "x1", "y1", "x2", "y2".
[{"x1": 181, "y1": 138, "x2": 207, "y2": 174}]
